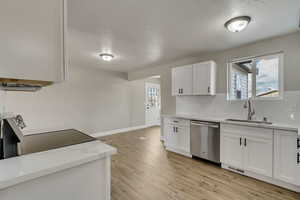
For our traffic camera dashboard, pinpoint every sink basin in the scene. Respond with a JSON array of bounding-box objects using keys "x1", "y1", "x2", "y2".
[{"x1": 226, "y1": 119, "x2": 273, "y2": 125}]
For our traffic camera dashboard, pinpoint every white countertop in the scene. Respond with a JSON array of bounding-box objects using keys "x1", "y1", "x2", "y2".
[
  {"x1": 162, "y1": 114, "x2": 299, "y2": 134},
  {"x1": 0, "y1": 140, "x2": 117, "y2": 190},
  {"x1": 162, "y1": 114, "x2": 224, "y2": 123}
]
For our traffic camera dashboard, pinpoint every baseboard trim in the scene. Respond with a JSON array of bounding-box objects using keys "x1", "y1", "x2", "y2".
[
  {"x1": 165, "y1": 146, "x2": 192, "y2": 158},
  {"x1": 91, "y1": 125, "x2": 158, "y2": 138},
  {"x1": 222, "y1": 164, "x2": 300, "y2": 193}
]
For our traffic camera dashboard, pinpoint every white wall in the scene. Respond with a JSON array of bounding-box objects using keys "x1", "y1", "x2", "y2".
[
  {"x1": 128, "y1": 31, "x2": 300, "y2": 116},
  {"x1": 129, "y1": 79, "x2": 146, "y2": 127},
  {"x1": 0, "y1": 66, "x2": 144, "y2": 135},
  {"x1": 176, "y1": 91, "x2": 300, "y2": 126}
]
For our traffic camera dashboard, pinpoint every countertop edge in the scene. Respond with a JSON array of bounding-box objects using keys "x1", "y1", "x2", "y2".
[{"x1": 162, "y1": 114, "x2": 299, "y2": 133}]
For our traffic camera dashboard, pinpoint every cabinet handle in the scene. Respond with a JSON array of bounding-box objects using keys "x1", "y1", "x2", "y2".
[
  {"x1": 208, "y1": 86, "x2": 210, "y2": 93},
  {"x1": 240, "y1": 137, "x2": 242, "y2": 146},
  {"x1": 176, "y1": 127, "x2": 178, "y2": 132},
  {"x1": 297, "y1": 138, "x2": 300, "y2": 149},
  {"x1": 173, "y1": 127, "x2": 175, "y2": 133},
  {"x1": 244, "y1": 138, "x2": 247, "y2": 147},
  {"x1": 297, "y1": 153, "x2": 300, "y2": 164},
  {"x1": 181, "y1": 88, "x2": 183, "y2": 94}
]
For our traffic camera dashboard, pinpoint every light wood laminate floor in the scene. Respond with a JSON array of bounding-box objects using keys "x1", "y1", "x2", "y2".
[{"x1": 99, "y1": 127, "x2": 300, "y2": 200}]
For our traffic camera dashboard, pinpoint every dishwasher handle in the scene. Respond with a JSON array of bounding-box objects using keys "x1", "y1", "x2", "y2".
[{"x1": 191, "y1": 121, "x2": 219, "y2": 129}]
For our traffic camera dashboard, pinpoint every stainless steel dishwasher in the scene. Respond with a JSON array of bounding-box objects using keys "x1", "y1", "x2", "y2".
[{"x1": 190, "y1": 121, "x2": 220, "y2": 163}]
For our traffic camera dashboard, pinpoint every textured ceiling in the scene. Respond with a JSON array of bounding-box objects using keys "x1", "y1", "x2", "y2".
[{"x1": 68, "y1": 0, "x2": 300, "y2": 72}]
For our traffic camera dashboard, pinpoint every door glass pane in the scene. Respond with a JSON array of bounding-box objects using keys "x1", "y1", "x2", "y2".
[
  {"x1": 229, "y1": 60, "x2": 253, "y2": 100},
  {"x1": 255, "y1": 56, "x2": 280, "y2": 98}
]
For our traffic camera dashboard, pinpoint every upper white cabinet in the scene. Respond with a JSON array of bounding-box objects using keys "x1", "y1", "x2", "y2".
[
  {"x1": 193, "y1": 61, "x2": 216, "y2": 95},
  {"x1": 172, "y1": 61, "x2": 216, "y2": 96},
  {"x1": 274, "y1": 130, "x2": 300, "y2": 186},
  {"x1": 220, "y1": 124, "x2": 273, "y2": 177},
  {"x1": 172, "y1": 65, "x2": 193, "y2": 96},
  {"x1": 0, "y1": 0, "x2": 67, "y2": 82}
]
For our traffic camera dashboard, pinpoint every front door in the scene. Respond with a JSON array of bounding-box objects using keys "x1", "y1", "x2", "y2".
[{"x1": 145, "y1": 83, "x2": 161, "y2": 126}]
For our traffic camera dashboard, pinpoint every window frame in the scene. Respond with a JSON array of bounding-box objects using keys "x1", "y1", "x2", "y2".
[{"x1": 227, "y1": 52, "x2": 284, "y2": 101}]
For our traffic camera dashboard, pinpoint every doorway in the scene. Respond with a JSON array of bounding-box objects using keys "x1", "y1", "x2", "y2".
[{"x1": 145, "y1": 82, "x2": 161, "y2": 126}]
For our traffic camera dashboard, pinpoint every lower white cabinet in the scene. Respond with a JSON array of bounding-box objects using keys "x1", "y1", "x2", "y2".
[
  {"x1": 220, "y1": 131, "x2": 243, "y2": 169},
  {"x1": 243, "y1": 134, "x2": 273, "y2": 177},
  {"x1": 274, "y1": 130, "x2": 300, "y2": 186},
  {"x1": 221, "y1": 124, "x2": 273, "y2": 177},
  {"x1": 163, "y1": 118, "x2": 191, "y2": 156}
]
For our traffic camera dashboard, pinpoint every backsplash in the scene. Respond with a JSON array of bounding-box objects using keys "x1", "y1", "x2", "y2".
[{"x1": 176, "y1": 91, "x2": 300, "y2": 125}]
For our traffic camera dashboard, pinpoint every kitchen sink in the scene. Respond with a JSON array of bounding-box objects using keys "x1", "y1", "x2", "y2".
[{"x1": 226, "y1": 119, "x2": 273, "y2": 125}]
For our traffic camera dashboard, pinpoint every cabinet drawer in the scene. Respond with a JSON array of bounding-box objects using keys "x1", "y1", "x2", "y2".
[
  {"x1": 221, "y1": 124, "x2": 273, "y2": 139},
  {"x1": 164, "y1": 118, "x2": 190, "y2": 127}
]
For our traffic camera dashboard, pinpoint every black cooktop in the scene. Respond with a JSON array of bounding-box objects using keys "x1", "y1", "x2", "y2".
[{"x1": 20, "y1": 129, "x2": 96, "y2": 155}]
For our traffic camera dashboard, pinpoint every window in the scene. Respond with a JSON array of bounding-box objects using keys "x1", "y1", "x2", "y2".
[
  {"x1": 228, "y1": 53, "x2": 283, "y2": 100},
  {"x1": 147, "y1": 87, "x2": 160, "y2": 108}
]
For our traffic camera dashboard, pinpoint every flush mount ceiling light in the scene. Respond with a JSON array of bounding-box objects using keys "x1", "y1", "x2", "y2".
[
  {"x1": 225, "y1": 16, "x2": 251, "y2": 32},
  {"x1": 99, "y1": 53, "x2": 114, "y2": 61}
]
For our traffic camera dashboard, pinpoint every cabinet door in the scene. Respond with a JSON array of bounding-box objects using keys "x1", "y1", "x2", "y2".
[
  {"x1": 172, "y1": 65, "x2": 193, "y2": 96},
  {"x1": 193, "y1": 62, "x2": 212, "y2": 95},
  {"x1": 164, "y1": 124, "x2": 176, "y2": 148},
  {"x1": 0, "y1": 0, "x2": 66, "y2": 82},
  {"x1": 193, "y1": 61, "x2": 216, "y2": 95},
  {"x1": 220, "y1": 132, "x2": 243, "y2": 169},
  {"x1": 274, "y1": 130, "x2": 299, "y2": 185},
  {"x1": 296, "y1": 151, "x2": 300, "y2": 186},
  {"x1": 243, "y1": 135, "x2": 273, "y2": 177},
  {"x1": 176, "y1": 126, "x2": 190, "y2": 154}
]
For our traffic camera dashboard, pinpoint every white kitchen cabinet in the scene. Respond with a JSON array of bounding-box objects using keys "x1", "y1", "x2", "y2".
[
  {"x1": 164, "y1": 124, "x2": 177, "y2": 148},
  {"x1": 0, "y1": 0, "x2": 67, "y2": 82},
  {"x1": 243, "y1": 134, "x2": 273, "y2": 177},
  {"x1": 172, "y1": 61, "x2": 216, "y2": 96},
  {"x1": 172, "y1": 65, "x2": 193, "y2": 96},
  {"x1": 220, "y1": 131, "x2": 243, "y2": 169},
  {"x1": 193, "y1": 61, "x2": 216, "y2": 95},
  {"x1": 163, "y1": 118, "x2": 191, "y2": 157},
  {"x1": 176, "y1": 126, "x2": 190, "y2": 153},
  {"x1": 274, "y1": 130, "x2": 300, "y2": 186},
  {"x1": 220, "y1": 124, "x2": 273, "y2": 177}
]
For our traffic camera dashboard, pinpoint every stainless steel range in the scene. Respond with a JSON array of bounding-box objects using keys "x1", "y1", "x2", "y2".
[
  {"x1": 0, "y1": 116, "x2": 96, "y2": 159},
  {"x1": 20, "y1": 129, "x2": 96, "y2": 155}
]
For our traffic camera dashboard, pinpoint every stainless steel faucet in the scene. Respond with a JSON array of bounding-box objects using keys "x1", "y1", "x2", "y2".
[{"x1": 244, "y1": 98, "x2": 255, "y2": 120}]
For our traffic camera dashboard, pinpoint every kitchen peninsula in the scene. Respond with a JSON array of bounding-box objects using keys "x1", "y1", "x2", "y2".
[{"x1": 0, "y1": 128, "x2": 116, "y2": 200}]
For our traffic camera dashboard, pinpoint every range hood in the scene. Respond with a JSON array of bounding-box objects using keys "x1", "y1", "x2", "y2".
[{"x1": 0, "y1": 78, "x2": 53, "y2": 92}]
